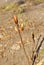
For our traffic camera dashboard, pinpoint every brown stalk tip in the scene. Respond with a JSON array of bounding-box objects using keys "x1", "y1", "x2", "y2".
[{"x1": 13, "y1": 15, "x2": 18, "y2": 24}]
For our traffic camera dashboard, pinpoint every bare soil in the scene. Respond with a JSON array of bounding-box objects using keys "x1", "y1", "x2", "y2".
[{"x1": 0, "y1": 0, "x2": 44, "y2": 65}]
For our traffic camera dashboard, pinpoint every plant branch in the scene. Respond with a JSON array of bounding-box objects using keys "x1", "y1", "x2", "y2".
[
  {"x1": 32, "y1": 36, "x2": 44, "y2": 65},
  {"x1": 17, "y1": 23, "x2": 30, "y2": 65}
]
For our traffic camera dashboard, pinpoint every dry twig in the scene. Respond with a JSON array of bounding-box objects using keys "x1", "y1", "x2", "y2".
[
  {"x1": 14, "y1": 15, "x2": 30, "y2": 65},
  {"x1": 32, "y1": 34, "x2": 44, "y2": 65}
]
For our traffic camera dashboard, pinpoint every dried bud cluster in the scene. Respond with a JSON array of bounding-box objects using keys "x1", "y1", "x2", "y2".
[{"x1": 14, "y1": 15, "x2": 24, "y2": 31}]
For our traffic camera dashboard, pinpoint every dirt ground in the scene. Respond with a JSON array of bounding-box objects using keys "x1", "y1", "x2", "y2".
[{"x1": 0, "y1": 0, "x2": 44, "y2": 65}]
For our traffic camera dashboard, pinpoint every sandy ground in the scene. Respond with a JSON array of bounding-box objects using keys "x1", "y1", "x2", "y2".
[{"x1": 0, "y1": 0, "x2": 44, "y2": 65}]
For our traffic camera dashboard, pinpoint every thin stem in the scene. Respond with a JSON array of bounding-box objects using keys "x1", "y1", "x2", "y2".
[
  {"x1": 31, "y1": 33, "x2": 35, "y2": 64},
  {"x1": 36, "y1": 37, "x2": 44, "y2": 53},
  {"x1": 35, "y1": 35, "x2": 41, "y2": 50},
  {"x1": 17, "y1": 23, "x2": 30, "y2": 65},
  {"x1": 32, "y1": 36, "x2": 44, "y2": 65}
]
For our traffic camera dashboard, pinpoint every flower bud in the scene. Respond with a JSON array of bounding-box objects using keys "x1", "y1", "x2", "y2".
[
  {"x1": 20, "y1": 23, "x2": 24, "y2": 31},
  {"x1": 14, "y1": 16, "x2": 18, "y2": 24}
]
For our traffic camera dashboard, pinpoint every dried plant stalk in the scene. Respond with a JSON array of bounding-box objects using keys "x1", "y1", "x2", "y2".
[
  {"x1": 32, "y1": 35, "x2": 44, "y2": 65},
  {"x1": 14, "y1": 16, "x2": 30, "y2": 65},
  {"x1": 36, "y1": 37, "x2": 44, "y2": 53},
  {"x1": 35, "y1": 35, "x2": 41, "y2": 50},
  {"x1": 17, "y1": 23, "x2": 30, "y2": 65},
  {"x1": 14, "y1": 16, "x2": 44, "y2": 65}
]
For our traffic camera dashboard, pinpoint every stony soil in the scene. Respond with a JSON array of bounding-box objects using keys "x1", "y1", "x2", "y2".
[{"x1": 0, "y1": 0, "x2": 44, "y2": 65}]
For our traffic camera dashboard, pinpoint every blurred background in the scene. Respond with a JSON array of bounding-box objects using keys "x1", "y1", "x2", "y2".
[{"x1": 0, "y1": 0, "x2": 44, "y2": 5}]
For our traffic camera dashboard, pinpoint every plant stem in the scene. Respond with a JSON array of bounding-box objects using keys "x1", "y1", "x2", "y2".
[
  {"x1": 17, "y1": 23, "x2": 30, "y2": 65},
  {"x1": 32, "y1": 36, "x2": 44, "y2": 65}
]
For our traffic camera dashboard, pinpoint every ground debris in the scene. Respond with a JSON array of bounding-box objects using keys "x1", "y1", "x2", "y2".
[
  {"x1": 10, "y1": 44, "x2": 21, "y2": 54},
  {"x1": 37, "y1": 58, "x2": 44, "y2": 65},
  {"x1": 0, "y1": 25, "x2": 10, "y2": 40}
]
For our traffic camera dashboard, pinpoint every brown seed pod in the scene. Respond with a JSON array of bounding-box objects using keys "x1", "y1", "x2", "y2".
[{"x1": 14, "y1": 16, "x2": 18, "y2": 24}]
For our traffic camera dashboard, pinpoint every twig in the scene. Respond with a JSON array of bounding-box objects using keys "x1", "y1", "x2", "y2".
[
  {"x1": 35, "y1": 35, "x2": 41, "y2": 50},
  {"x1": 32, "y1": 36, "x2": 44, "y2": 65},
  {"x1": 13, "y1": 16, "x2": 44, "y2": 65},
  {"x1": 31, "y1": 33, "x2": 35, "y2": 65},
  {"x1": 32, "y1": 33, "x2": 35, "y2": 43},
  {"x1": 17, "y1": 23, "x2": 30, "y2": 65},
  {"x1": 36, "y1": 37, "x2": 44, "y2": 53},
  {"x1": 31, "y1": 33, "x2": 35, "y2": 58},
  {"x1": 13, "y1": 16, "x2": 30, "y2": 65}
]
